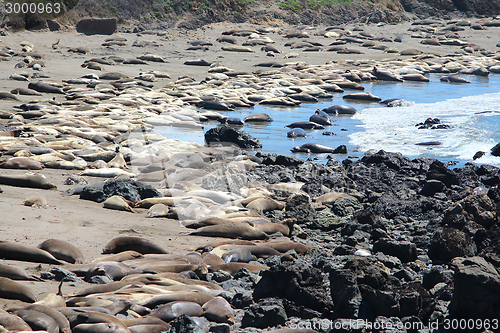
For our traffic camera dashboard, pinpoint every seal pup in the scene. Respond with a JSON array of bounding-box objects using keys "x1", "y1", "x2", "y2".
[{"x1": 22, "y1": 193, "x2": 49, "y2": 208}]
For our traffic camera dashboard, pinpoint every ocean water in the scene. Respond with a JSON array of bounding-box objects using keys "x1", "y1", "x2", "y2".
[{"x1": 159, "y1": 73, "x2": 500, "y2": 167}]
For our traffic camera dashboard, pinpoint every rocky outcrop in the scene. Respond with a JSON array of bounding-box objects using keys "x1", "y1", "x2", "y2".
[
  {"x1": 205, "y1": 125, "x2": 262, "y2": 149},
  {"x1": 76, "y1": 18, "x2": 117, "y2": 35}
]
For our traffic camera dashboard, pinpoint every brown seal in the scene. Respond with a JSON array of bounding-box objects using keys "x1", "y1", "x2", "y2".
[
  {"x1": 0, "y1": 157, "x2": 44, "y2": 170},
  {"x1": 37, "y1": 239, "x2": 84, "y2": 264},
  {"x1": 0, "y1": 241, "x2": 62, "y2": 264},
  {"x1": 0, "y1": 313, "x2": 33, "y2": 331},
  {"x1": 0, "y1": 173, "x2": 56, "y2": 189},
  {"x1": 102, "y1": 237, "x2": 168, "y2": 255},
  {"x1": 25, "y1": 304, "x2": 71, "y2": 333},
  {"x1": 0, "y1": 277, "x2": 38, "y2": 302},
  {"x1": 14, "y1": 309, "x2": 60, "y2": 333}
]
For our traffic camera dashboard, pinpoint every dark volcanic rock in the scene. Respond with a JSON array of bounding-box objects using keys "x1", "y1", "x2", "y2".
[
  {"x1": 205, "y1": 125, "x2": 262, "y2": 149},
  {"x1": 426, "y1": 160, "x2": 459, "y2": 186},
  {"x1": 169, "y1": 315, "x2": 206, "y2": 333},
  {"x1": 284, "y1": 193, "x2": 315, "y2": 224},
  {"x1": 373, "y1": 238, "x2": 417, "y2": 263},
  {"x1": 428, "y1": 228, "x2": 477, "y2": 263},
  {"x1": 262, "y1": 154, "x2": 304, "y2": 167},
  {"x1": 420, "y1": 179, "x2": 445, "y2": 196},
  {"x1": 103, "y1": 178, "x2": 161, "y2": 203},
  {"x1": 329, "y1": 268, "x2": 362, "y2": 318},
  {"x1": 332, "y1": 197, "x2": 362, "y2": 217},
  {"x1": 253, "y1": 260, "x2": 332, "y2": 313},
  {"x1": 491, "y1": 142, "x2": 500, "y2": 157},
  {"x1": 241, "y1": 299, "x2": 287, "y2": 328},
  {"x1": 76, "y1": 18, "x2": 117, "y2": 35},
  {"x1": 450, "y1": 256, "x2": 500, "y2": 320}
]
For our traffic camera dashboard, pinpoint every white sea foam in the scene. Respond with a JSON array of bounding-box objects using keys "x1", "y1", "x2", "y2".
[{"x1": 350, "y1": 92, "x2": 500, "y2": 166}]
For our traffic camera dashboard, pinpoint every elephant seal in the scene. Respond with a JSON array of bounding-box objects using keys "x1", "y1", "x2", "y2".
[
  {"x1": 415, "y1": 141, "x2": 442, "y2": 146},
  {"x1": 0, "y1": 241, "x2": 62, "y2": 264},
  {"x1": 102, "y1": 237, "x2": 168, "y2": 254},
  {"x1": 197, "y1": 100, "x2": 234, "y2": 111},
  {"x1": 0, "y1": 263, "x2": 39, "y2": 280},
  {"x1": 92, "y1": 250, "x2": 143, "y2": 263},
  {"x1": 0, "y1": 173, "x2": 56, "y2": 189},
  {"x1": 309, "y1": 113, "x2": 332, "y2": 126},
  {"x1": 189, "y1": 222, "x2": 268, "y2": 240},
  {"x1": 246, "y1": 198, "x2": 285, "y2": 213},
  {"x1": 0, "y1": 92, "x2": 19, "y2": 101},
  {"x1": 14, "y1": 309, "x2": 59, "y2": 333},
  {"x1": 0, "y1": 157, "x2": 44, "y2": 170},
  {"x1": 287, "y1": 128, "x2": 307, "y2": 138},
  {"x1": 143, "y1": 291, "x2": 215, "y2": 308},
  {"x1": 315, "y1": 192, "x2": 358, "y2": 205},
  {"x1": 286, "y1": 121, "x2": 324, "y2": 130},
  {"x1": 22, "y1": 194, "x2": 48, "y2": 207},
  {"x1": 146, "y1": 204, "x2": 171, "y2": 218},
  {"x1": 37, "y1": 239, "x2": 84, "y2": 264},
  {"x1": 184, "y1": 59, "x2": 212, "y2": 66},
  {"x1": 322, "y1": 105, "x2": 357, "y2": 115},
  {"x1": 291, "y1": 143, "x2": 336, "y2": 153},
  {"x1": 73, "y1": 322, "x2": 131, "y2": 333},
  {"x1": 10, "y1": 87, "x2": 43, "y2": 95},
  {"x1": 0, "y1": 313, "x2": 33, "y2": 331},
  {"x1": 258, "y1": 240, "x2": 315, "y2": 254},
  {"x1": 440, "y1": 75, "x2": 470, "y2": 83},
  {"x1": 372, "y1": 66, "x2": 403, "y2": 82},
  {"x1": 0, "y1": 277, "x2": 38, "y2": 302},
  {"x1": 28, "y1": 82, "x2": 65, "y2": 94},
  {"x1": 244, "y1": 113, "x2": 273, "y2": 122},
  {"x1": 26, "y1": 304, "x2": 71, "y2": 333},
  {"x1": 209, "y1": 262, "x2": 269, "y2": 274},
  {"x1": 202, "y1": 297, "x2": 235, "y2": 324},
  {"x1": 402, "y1": 74, "x2": 430, "y2": 82},
  {"x1": 343, "y1": 92, "x2": 382, "y2": 102},
  {"x1": 103, "y1": 195, "x2": 136, "y2": 213},
  {"x1": 151, "y1": 301, "x2": 203, "y2": 322}
]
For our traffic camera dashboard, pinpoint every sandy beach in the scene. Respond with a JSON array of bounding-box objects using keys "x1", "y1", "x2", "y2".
[{"x1": 1, "y1": 16, "x2": 500, "y2": 331}]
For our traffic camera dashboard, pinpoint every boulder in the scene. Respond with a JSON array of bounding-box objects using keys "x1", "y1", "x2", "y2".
[
  {"x1": 205, "y1": 125, "x2": 262, "y2": 149},
  {"x1": 450, "y1": 256, "x2": 500, "y2": 319},
  {"x1": 253, "y1": 260, "x2": 332, "y2": 313},
  {"x1": 241, "y1": 299, "x2": 287, "y2": 328},
  {"x1": 47, "y1": 20, "x2": 61, "y2": 31},
  {"x1": 373, "y1": 238, "x2": 417, "y2": 263},
  {"x1": 76, "y1": 18, "x2": 117, "y2": 35},
  {"x1": 428, "y1": 228, "x2": 477, "y2": 263}
]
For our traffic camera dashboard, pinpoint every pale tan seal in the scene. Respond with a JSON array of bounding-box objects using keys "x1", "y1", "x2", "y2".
[
  {"x1": 0, "y1": 157, "x2": 44, "y2": 170},
  {"x1": 151, "y1": 301, "x2": 203, "y2": 322},
  {"x1": 189, "y1": 222, "x2": 268, "y2": 240},
  {"x1": 202, "y1": 296, "x2": 235, "y2": 324},
  {"x1": 103, "y1": 195, "x2": 136, "y2": 213}
]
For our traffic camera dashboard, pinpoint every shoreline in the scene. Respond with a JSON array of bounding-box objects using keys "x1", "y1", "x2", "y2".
[{"x1": 1, "y1": 17, "x2": 500, "y2": 331}]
